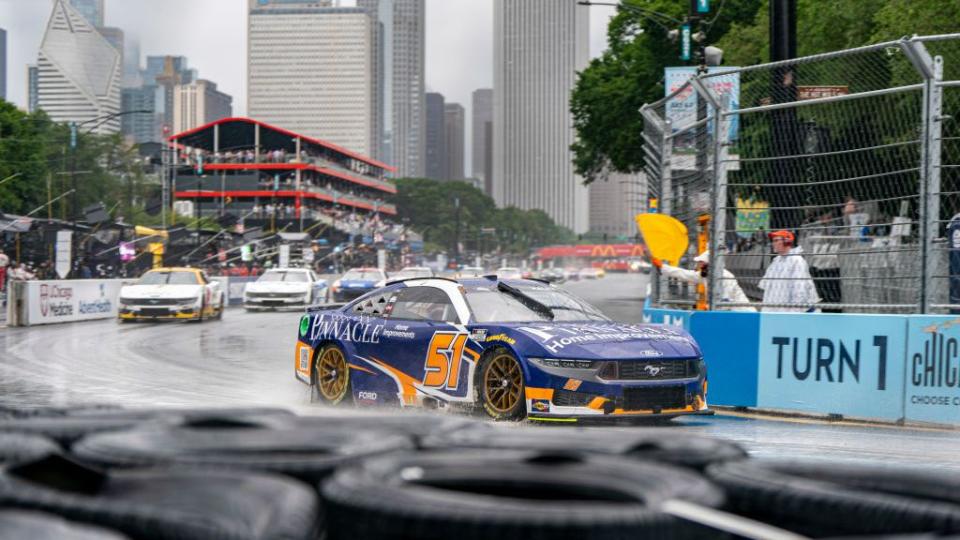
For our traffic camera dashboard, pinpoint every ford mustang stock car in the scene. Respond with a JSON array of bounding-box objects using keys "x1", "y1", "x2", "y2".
[
  {"x1": 293, "y1": 277, "x2": 708, "y2": 422},
  {"x1": 118, "y1": 267, "x2": 225, "y2": 322},
  {"x1": 243, "y1": 268, "x2": 327, "y2": 311},
  {"x1": 329, "y1": 267, "x2": 388, "y2": 303}
]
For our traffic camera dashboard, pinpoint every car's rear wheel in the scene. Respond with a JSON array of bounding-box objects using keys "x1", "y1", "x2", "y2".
[
  {"x1": 314, "y1": 345, "x2": 351, "y2": 405},
  {"x1": 477, "y1": 349, "x2": 526, "y2": 421}
]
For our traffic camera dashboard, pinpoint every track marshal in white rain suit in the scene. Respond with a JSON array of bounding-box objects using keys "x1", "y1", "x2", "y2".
[
  {"x1": 759, "y1": 230, "x2": 821, "y2": 312},
  {"x1": 653, "y1": 251, "x2": 755, "y2": 312}
]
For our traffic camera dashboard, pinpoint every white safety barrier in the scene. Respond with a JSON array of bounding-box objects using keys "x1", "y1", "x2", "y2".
[{"x1": 7, "y1": 279, "x2": 133, "y2": 327}]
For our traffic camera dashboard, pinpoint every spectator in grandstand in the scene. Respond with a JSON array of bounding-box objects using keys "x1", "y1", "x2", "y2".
[
  {"x1": 9, "y1": 263, "x2": 35, "y2": 281},
  {"x1": 759, "y1": 230, "x2": 821, "y2": 312},
  {"x1": 651, "y1": 251, "x2": 754, "y2": 312}
]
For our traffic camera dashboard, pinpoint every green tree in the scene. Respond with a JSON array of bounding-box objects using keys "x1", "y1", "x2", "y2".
[
  {"x1": 571, "y1": 0, "x2": 958, "y2": 184},
  {"x1": 571, "y1": 0, "x2": 763, "y2": 184},
  {"x1": 394, "y1": 177, "x2": 573, "y2": 255}
]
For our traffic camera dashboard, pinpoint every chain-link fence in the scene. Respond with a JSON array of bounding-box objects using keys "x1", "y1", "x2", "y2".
[{"x1": 642, "y1": 34, "x2": 960, "y2": 313}]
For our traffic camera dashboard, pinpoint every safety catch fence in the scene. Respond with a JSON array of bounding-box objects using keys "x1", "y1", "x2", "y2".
[{"x1": 642, "y1": 34, "x2": 960, "y2": 313}]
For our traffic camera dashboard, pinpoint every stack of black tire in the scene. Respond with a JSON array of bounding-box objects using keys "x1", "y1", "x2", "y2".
[{"x1": 0, "y1": 406, "x2": 958, "y2": 539}]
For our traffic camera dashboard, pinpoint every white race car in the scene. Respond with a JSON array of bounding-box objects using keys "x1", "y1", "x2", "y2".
[
  {"x1": 243, "y1": 268, "x2": 327, "y2": 311},
  {"x1": 118, "y1": 267, "x2": 225, "y2": 322}
]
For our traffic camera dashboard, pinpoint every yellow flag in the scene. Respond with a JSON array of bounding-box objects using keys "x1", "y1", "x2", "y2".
[{"x1": 635, "y1": 214, "x2": 689, "y2": 267}]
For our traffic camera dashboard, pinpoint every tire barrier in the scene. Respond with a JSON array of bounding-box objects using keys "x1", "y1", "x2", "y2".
[
  {"x1": 423, "y1": 426, "x2": 747, "y2": 471},
  {"x1": 707, "y1": 460, "x2": 960, "y2": 538},
  {"x1": 0, "y1": 454, "x2": 321, "y2": 540},
  {"x1": 0, "y1": 407, "x2": 295, "y2": 446},
  {"x1": 0, "y1": 433, "x2": 60, "y2": 466},
  {"x1": 322, "y1": 449, "x2": 725, "y2": 540},
  {"x1": 0, "y1": 406, "x2": 958, "y2": 539},
  {"x1": 0, "y1": 510, "x2": 130, "y2": 540},
  {"x1": 73, "y1": 418, "x2": 416, "y2": 483}
]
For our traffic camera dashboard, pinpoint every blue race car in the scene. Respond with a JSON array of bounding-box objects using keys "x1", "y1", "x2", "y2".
[
  {"x1": 294, "y1": 277, "x2": 709, "y2": 422},
  {"x1": 329, "y1": 267, "x2": 388, "y2": 303}
]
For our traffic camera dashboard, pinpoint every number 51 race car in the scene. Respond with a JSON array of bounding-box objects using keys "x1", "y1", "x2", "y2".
[{"x1": 293, "y1": 277, "x2": 709, "y2": 422}]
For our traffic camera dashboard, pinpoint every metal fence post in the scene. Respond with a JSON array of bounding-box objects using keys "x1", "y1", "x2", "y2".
[
  {"x1": 690, "y1": 76, "x2": 725, "y2": 310},
  {"x1": 903, "y1": 38, "x2": 941, "y2": 313},
  {"x1": 708, "y1": 97, "x2": 731, "y2": 310},
  {"x1": 641, "y1": 106, "x2": 671, "y2": 307}
]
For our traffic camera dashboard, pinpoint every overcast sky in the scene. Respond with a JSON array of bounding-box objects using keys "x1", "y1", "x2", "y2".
[{"x1": 1, "y1": 0, "x2": 616, "y2": 170}]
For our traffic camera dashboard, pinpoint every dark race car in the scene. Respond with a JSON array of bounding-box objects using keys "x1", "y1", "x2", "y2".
[
  {"x1": 329, "y1": 267, "x2": 388, "y2": 303},
  {"x1": 293, "y1": 277, "x2": 708, "y2": 422}
]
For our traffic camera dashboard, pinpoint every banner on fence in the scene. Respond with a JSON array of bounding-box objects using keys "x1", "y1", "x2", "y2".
[
  {"x1": 21, "y1": 279, "x2": 130, "y2": 326},
  {"x1": 664, "y1": 66, "x2": 740, "y2": 143}
]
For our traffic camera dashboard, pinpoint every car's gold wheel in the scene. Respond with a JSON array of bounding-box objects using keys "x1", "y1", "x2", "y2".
[
  {"x1": 479, "y1": 351, "x2": 525, "y2": 420},
  {"x1": 315, "y1": 345, "x2": 350, "y2": 404}
]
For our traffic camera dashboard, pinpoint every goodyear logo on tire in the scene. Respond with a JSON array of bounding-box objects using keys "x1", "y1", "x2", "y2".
[{"x1": 299, "y1": 315, "x2": 311, "y2": 337}]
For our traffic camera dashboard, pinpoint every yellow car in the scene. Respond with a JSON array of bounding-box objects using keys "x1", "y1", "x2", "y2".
[{"x1": 118, "y1": 268, "x2": 225, "y2": 322}]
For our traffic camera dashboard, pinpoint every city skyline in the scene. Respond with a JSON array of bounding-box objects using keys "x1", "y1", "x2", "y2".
[{"x1": 1, "y1": 0, "x2": 616, "y2": 174}]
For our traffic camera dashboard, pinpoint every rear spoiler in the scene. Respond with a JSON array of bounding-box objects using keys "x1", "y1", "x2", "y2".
[{"x1": 307, "y1": 303, "x2": 346, "y2": 313}]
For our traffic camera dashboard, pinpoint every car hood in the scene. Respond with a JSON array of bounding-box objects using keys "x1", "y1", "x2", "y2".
[
  {"x1": 480, "y1": 321, "x2": 700, "y2": 360},
  {"x1": 246, "y1": 281, "x2": 313, "y2": 294},
  {"x1": 119, "y1": 284, "x2": 203, "y2": 299}
]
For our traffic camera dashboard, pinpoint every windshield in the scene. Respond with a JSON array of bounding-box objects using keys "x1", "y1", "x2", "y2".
[
  {"x1": 258, "y1": 271, "x2": 309, "y2": 283},
  {"x1": 138, "y1": 271, "x2": 199, "y2": 285},
  {"x1": 465, "y1": 284, "x2": 609, "y2": 322},
  {"x1": 343, "y1": 270, "x2": 384, "y2": 281}
]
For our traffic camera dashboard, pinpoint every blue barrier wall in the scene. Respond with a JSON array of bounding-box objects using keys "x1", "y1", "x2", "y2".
[
  {"x1": 640, "y1": 307, "x2": 960, "y2": 426},
  {"x1": 904, "y1": 316, "x2": 960, "y2": 424},
  {"x1": 692, "y1": 311, "x2": 760, "y2": 407},
  {"x1": 757, "y1": 313, "x2": 907, "y2": 421}
]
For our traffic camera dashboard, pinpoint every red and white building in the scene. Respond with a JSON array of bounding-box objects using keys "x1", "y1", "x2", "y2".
[{"x1": 168, "y1": 117, "x2": 396, "y2": 229}]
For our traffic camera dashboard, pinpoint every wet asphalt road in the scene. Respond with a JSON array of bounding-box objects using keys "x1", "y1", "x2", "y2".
[{"x1": 1, "y1": 273, "x2": 958, "y2": 469}]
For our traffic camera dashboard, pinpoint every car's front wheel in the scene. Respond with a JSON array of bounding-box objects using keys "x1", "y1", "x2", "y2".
[
  {"x1": 476, "y1": 348, "x2": 526, "y2": 421},
  {"x1": 314, "y1": 344, "x2": 351, "y2": 405}
]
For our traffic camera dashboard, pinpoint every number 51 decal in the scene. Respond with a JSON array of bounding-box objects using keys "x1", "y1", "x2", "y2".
[{"x1": 423, "y1": 332, "x2": 469, "y2": 390}]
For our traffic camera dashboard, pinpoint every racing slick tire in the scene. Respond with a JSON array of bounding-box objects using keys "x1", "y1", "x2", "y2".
[
  {"x1": 0, "y1": 510, "x2": 129, "y2": 540},
  {"x1": 422, "y1": 426, "x2": 746, "y2": 471},
  {"x1": 706, "y1": 459, "x2": 960, "y2": 537},
  {"x1": 214, "y1": 296, "x2": 224, "y2": 320},
  {"x1": 72, "y1": 417, "x2": 414, "y2": 483},
  {"x1": 475, "y1": 347, "x2": 526, "y2": 421},
  {"x1": 313, "y1": 344, "x2": 352, "y2": 406},
  {"x1": 0, "y1": 433, "x2": 60, "y2": 465},
  {"x1": 0, "y1": 454, "x2": 322, "y2": 540},
  {"x1": 321, "y1": 449, "x2": 725, "y2": 540}
]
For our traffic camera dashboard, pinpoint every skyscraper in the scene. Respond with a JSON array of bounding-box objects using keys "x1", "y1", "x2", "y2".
[
  {"x1": 121, "y1": 85, "x2": 161, "y2": 143},
  {"x1": 493, "y1": 0, "x2": 590, "y2": 233},
  {"x1": 26, "y1": 65, "x2": 39, "y2": 112},
  {"x1": 0, "y1": 28, "x2": 7, "y2": 101},
  {"x1": 36, "y1": 0, "x2": 121, "y2": 133},
  {"x1": 69, "y1": 0, "x2": 104, "y2": 27},
  {"x1": 248, "y1": 0, "x2": 379, "y2": 157},
  {"x1": 153, "y1": 56, "x2": 193, "y2": 134},
  {"x1": 589, "y1": 172, "x2": 646, "y2": 238},
  {"x1": 471, "y1": 88, "x2": 493, "y2": 192},
  {"x1": 425, "y1": 92, "x2": 445, "y2": 180},
  {"x1": 173, "y1": 80, "x2": 233, "y2": 134},
  {"x1": 98, "y1": 26, "x2": 124, "y2": 87},
  {"x1": 444, "y1": 103, "x2": 465, "y2": 180},
  {"x1": 358, "y1": 0, "x2": 426, "y2": 177}
]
